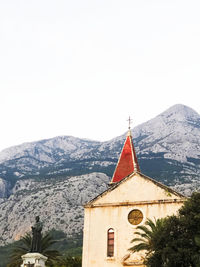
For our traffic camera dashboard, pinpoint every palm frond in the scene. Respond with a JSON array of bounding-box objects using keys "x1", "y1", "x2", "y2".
[
  {"x1": 135, "y1": 225, "x2": 154, "y2": 238},
  {"x1": 129, "y1": 242, "x2": 150, "y2": 252},
  {"x1": 131, "y1": 237, "x2": 146, "y2": 243},
  {"x1": 7, "y1": 231, "x2": 60, "y2": 267},
  {"x1": 129, "y1": 218, "x2": 165, "y2": 256}
]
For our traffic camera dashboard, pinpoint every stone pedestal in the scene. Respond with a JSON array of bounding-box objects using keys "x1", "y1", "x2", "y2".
[{"x1": 21, "y1": 253, "x2": 47, "y2": 267}]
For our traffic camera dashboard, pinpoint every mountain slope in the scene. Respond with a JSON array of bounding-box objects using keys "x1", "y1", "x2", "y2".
[
  {"x1": 134, "y1": 104, "x2": 200, "y2": 162},
  {"x1": 132, "y1": 104, "x2": 200, "y2": 193},
  {"x1": 0, "y1": 173, "x2": 109, "y2": 245},
  {"x1": 0, "y1": 104, "x2": 200, "y2": 245},
  {"x1": 0, "y1": 104, "x2": 200, "y2": 197}
]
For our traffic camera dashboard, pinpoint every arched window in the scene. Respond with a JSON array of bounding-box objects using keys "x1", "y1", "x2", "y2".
[{"x1": 107, "y1": 228, "x2": 114, "y2": 257}]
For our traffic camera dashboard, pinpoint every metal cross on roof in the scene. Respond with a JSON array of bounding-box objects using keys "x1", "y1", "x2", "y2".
[{"x1": 127, "y1": 116, "x2": 132, "y2": 130}]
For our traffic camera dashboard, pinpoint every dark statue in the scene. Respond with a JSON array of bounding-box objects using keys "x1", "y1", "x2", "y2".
[{"x1": 30, "y1": 216, "x2": 43, "y2": 253}]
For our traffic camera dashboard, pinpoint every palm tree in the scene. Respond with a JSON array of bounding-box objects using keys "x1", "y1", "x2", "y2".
[
  {"x1": 7, "y1": 232, "x2": 60, "y2": 267},
  {"x1": 58, "y1": 255, "x2": 82, "y2": 267},
  {"x1": 129, "y1": 218, "x2": 165, "y2": 258}
]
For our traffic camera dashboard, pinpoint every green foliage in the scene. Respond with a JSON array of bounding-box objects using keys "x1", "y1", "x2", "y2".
[
  {"x1": 130, "y1": 192, "x2": 200, "y2": 267},
  {"x1": 129, "y1": 218, "x2": 166, "y2": 259},
  {"x1": 146, "y1": 215, "x2": 194, "y2": 267},
  {"x1": 7, "y1": 233, "x2": 32, "y2": 267},
  {"x1": 0, "y1": 230, "x2": 82, "y2": 267},
  {"x1": 56, "y1": 256, "x2": 82, "y2": 267},
  {"x1": 6, "y1": 232, "x2": 60, "y2": 267},
  {"x1": 0, "y1": 244, "x2": 13, "y2": 267},
  {"x1": 47, "y1": 230, "x2": 82, "y2": 257}
]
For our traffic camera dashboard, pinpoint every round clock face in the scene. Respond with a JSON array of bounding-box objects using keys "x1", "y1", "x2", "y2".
[{"x1": 128, "y1": 209, "x2": 143, "y2": 225}]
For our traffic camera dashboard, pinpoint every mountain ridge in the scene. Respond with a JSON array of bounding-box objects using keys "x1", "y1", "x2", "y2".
[
  {"x1": 0, "y1": 103, "x2": 200, "y2": 245},
  {"x1": 0, "y1": 104, "x2": 200, "y2": 191}
]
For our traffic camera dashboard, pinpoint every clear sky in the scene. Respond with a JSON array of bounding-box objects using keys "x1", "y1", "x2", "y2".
[{"x1": 0, "y1": 0, "x2": 200, "y2": 152}]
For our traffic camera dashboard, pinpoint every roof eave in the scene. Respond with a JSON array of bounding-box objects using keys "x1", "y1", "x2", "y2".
[{"x1": 84, "y1": 171, "x2": 186, "y2": 207}]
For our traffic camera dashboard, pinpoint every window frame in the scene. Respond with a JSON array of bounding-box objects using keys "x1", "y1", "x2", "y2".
[{"x1": 107, "y1": 228, "x2": 114, "y2": 257}]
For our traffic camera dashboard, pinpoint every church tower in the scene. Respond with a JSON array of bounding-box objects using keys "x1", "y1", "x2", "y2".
[
  {"x1": 82, "y1": 126, "x2": 185, "y2": 267},
  {"x1": 111, "y1": 129, "x2": 140, "y2": 184}
]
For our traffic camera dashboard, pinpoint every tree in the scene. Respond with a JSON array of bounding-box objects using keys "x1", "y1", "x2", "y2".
[
  {"x1": 7, "y1": 232, "x2": 60, "y2": 267},
  {"x1": 146, "y1": 215, "x2": 194, "y2": 267},
  {"x1": 130, "y1": 192, "x2": 200, "y2": 267},
  {"x1": 129, "y1": 218, "x2": 165, "y2": 264},
  {"x1": 57, "y1": 256, "x2": 82, "y2": 267},
  {"x1": 178, "y1": 192, "x2": 200, "y2": 267}
]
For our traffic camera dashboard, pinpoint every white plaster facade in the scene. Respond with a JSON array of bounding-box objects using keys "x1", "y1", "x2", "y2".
[{"x1": 82, "y1": 171, "x2": 185, "y2": 267}]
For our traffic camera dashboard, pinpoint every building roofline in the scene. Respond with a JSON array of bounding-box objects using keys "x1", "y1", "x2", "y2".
[{"x1": 84, "y1": 171, "x2": 185, "y2": 207}]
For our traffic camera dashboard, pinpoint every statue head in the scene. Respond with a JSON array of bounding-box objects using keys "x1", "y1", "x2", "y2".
[{"x1": 35, "y1": 216, "x2": 40, "y2": 222}]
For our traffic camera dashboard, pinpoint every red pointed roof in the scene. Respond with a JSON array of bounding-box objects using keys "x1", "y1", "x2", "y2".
[{"x1": 111, "y1": 130, "x2": 140, "y2": 183}]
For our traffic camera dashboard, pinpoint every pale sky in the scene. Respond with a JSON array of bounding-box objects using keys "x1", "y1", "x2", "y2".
[{"x1": 0, "y1": 0, "x2": 200, "y2": 152}]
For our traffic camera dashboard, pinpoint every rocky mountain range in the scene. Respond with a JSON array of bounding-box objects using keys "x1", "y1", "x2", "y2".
[
  {"x1": 0, "y1": 103, "x2": 200, "y2": 245},
  {"x1": 0, "y1": 173, "x2": 109, "y2": 245}
]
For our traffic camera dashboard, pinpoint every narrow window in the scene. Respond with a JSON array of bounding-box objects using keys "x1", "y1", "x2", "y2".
[{"x1": 107, "y1": 228, "x2": 114, "y2": 257}]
